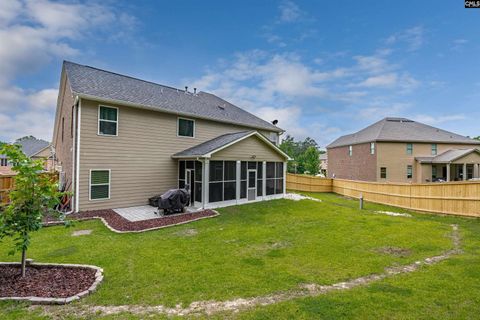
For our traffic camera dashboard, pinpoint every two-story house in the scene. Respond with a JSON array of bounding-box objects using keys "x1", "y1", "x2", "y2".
[
  {"x1": 52, "y1": 61, "x2": 290, "y2": 212},
  {"x1": 327, "y1": 117, "x2": 480, "y2": 183}
]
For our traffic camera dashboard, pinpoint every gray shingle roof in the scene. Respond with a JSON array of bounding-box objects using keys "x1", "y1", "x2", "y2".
[
  {"x1": 328, "y1": 117, "x2": 480, "y2": 148},
  {"x1": 416, "y1": 148, "x2": 480, "y2": 163},
  {"x1": 64, "y1": 61, "x2": 282, "y2": 132},
  {"x1": 172, "y1": 131, "x2": 254, "y2": 158},
  {"x1": 14, "y1": 137, "x2": 50, "y2": 157}
]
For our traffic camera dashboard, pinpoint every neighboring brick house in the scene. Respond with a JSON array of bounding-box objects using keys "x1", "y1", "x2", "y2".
[
  {"x1": 327, "y1": 117, "x2": 480, "y2": 183},
  {"x1": 319, "y1": 153, "x2": 328, "y2": 177}
]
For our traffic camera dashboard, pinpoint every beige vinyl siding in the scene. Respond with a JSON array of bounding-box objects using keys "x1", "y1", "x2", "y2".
[
  {"x1": 52, "y1": 71, "x2": 76, "y2": 192},
  {"x1": 211, "y1": 135, "x2": 285, "y2": 161},
  {"x1": 377, "y1": 142, "x2": 480, "y2": 183},
  {"x1": 78, "y1": 99, "x2": 280, "y2": 210}
]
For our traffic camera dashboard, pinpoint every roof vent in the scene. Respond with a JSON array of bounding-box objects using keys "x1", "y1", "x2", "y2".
[
  {"x1": 185, "y1": 86, "x2": 188, "y2": 93},
  {"x1": 217, "y1": 105, "x2": 225, "y2": 110},
  {"x1": 194, "y1": 88, "x2": 197, "y2": 94},
  {"x1": 272, "y1": 119, "x2": 278, "y2": 125}
]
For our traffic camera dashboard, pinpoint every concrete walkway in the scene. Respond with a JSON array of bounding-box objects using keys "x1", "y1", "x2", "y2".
[{"x1": 114, "y1": 205, "x2": 200, "y2": 222}]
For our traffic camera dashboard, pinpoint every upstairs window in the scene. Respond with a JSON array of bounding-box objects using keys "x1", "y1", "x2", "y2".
[
  {"x1": 90, "y1": 170, "x2": 110, "y2": 200},
  {"x1": 1, "y1": 158, "x2": 7, "y2": 166},
  {"x1": 407, "y1": 165, "x2": 413, "y2": 179},
  {"x1": 380, "y1": 167, "x2": 387, "y2": 179},
  {"x1": 370, "y1": 142, "x2": 375, "y2": 155},
  {"x1": 178, "y1": 118, "x2": 195, "y2": 137},
  {"x1": 406, "y1": 143, "x2": 413, "y2": 155},
  {"x1": 431, "y1": 144, "x2": 437, "y2": 155},
  {"x1": 348, "y1": 145, "x2": 353, "y2": 156},
  {"x1": 98, "y1": 106, "x2": 118, "y2": 136}
]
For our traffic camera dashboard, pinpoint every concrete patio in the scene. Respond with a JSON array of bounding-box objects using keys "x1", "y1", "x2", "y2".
[{"x1": 113, "y1": 205, "x2": 200, "y2": 222}]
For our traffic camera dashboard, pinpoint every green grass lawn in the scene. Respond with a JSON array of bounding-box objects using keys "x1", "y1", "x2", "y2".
[{"x1": 1, "y1": 193, "x2": 479, "y2": 319}]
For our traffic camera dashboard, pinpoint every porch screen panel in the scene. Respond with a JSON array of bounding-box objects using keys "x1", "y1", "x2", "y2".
[
  {"x1": 266, "y1": 162, "x2": 275, "y2": 195},
  {"x1": 224, "y1": 161, "x2": 236, "y2": 201},
  {"x1": 178, "y1": 161, "x2": 186, "y2": 188},
  {"x1": 195, "y1": 161, "x2": 202, "y2": 202},
  {"x1": 240, "y1": 161, "x2": 247, "y2": 199},
  {"x1": 257, "y1": 162, "x2": 263, "y2": 197},
  {"x1": 275, "y1": 162, "x2": 284, "y2": 194}
]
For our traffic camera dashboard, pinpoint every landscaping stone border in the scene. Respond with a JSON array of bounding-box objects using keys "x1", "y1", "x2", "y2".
[
  {"x1": 44, "y1": 209, "x2": 220, "y2": 233},
  {"x1": 0, "y1": 262, "x2": 103, "y2": 305}
]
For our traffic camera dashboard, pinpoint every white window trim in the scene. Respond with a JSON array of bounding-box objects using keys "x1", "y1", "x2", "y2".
[
  {"x1": 348, "y1": 145, "x2": 353, "y2": 156},
  {"x1": 177, "y1": 117, "x2": 196, "y2": 138},
  {"x1": 431, "y1": 144, "x2": 438, "y2": 155},
  {"x1": 370, "y1": 142, "x2": 375, "y2": 155},
  {"x1": 407, "y1": 165, "x2": 413, "y2": 179},
  {"x1": 406, "y1": 143, "x2": 413, "y2": 155},
  {"x1": 89, "y1": 169, "x2": 111, "y2": 201},
  {"x1": 98, "y1": 105, "x2": 119, "y2": 136}
]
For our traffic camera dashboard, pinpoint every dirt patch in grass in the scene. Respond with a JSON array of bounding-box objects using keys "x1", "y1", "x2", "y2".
[
  {"x1": 174, "y1": 228, "x2": 198, "y2": 237},
  {"x1": 0, "y1": 265, "x2": 96, "y2": 298},
  {"x1": 375, "y1": 247, "x2": 412, "y2": 257}
]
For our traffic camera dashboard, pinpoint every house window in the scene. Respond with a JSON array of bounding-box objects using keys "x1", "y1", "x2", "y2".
[
  {"x1": 370, "y1": 142, "x2": 375, "y2": 155},
  {"x1": 432, "y1": 166, "x2": 437, "y2": 179},
  {"x1": 348, "y1": 145, "x2": 353, "y2": 156},
  {"x1": 269, "y1": 133, "x2": 278, "y2": 145},
  {"x1": 407, "y1": 165, "x2": 413, "y2": 179},
  {"x1": 406, "y1": 143, "x2": 413, "y2": 155},
  {"x1": 90, "y1": 170, "x2": 110, "y2": 200},
  {"x1": 178, "y1": 118, "x2": 195, "y2": 137},
  {"x1": 0, "y1": 158, "x2": 7, "y2": 166},
  {"x1": 431, "y1": 144, "x2": 437, "y2": 155},
  {"x1": 380, "y1": 167, "x2": 387, "y2": 179},
  {"x1": 98, "y1": 106, "x2": 118, "y2": 136}
]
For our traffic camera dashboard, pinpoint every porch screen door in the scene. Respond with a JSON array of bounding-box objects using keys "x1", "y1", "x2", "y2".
[{"x1": 247, "y1": 170, "x2": 256, "y2": 201}]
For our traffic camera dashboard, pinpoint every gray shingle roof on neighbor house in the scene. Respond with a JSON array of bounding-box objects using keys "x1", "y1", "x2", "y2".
[
  {"x1": 15, "y1": 137, "x2": 50, "y2": 157},
  {"x1": 64, "y1": 61, "x2": 283, "y2": 133},
  {"x1": 172, "y1": 131, "x2": 254, "y2": 158},
  {"x1": 416, "y1": 148, "x2": 480, "y2": 163},
  {"x1": 327, "y1": 117, "x2": 480, "y2": 148}
]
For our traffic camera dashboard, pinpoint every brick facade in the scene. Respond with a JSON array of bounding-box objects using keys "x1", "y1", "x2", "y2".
[{"x1": 327, "y1": 143, "x2": 377, "y2": 181}]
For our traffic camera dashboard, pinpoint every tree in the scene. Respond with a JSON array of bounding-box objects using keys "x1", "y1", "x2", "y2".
[
  {"x1": 279, "y1": 135, "x2": 320, "y2": 174},
  {"x1": 0, "y1": 144, "x2": 65, "y2": 277},
  {"x1": 301, "y1": 146, "x2": 321, "y2": 176},
  {"x1": 474, "y1": 136, "x2": 480, "y2": 141}
]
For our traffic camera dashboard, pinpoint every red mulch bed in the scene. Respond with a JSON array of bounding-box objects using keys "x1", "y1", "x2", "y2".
[
  {"x1": 59, "y1": 209, "x2": 217, "y2": 232},
  {"x1": 0, "y1": 265, "x2": 96, "y2": 298}
]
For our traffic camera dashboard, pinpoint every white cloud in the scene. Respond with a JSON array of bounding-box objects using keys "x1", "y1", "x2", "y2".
[
  {"x1": 0, "y1": 0, "x2": 137, "y2": 142},
  {"x1": 386, "y1": 26, "x2": 424, "y2": 52},
  {"x1": 358, "y1": 103, "x2": 411, "y2": 120},
  {"x1": 278, "y1": 1, "x2": 302, "y2": 23},
  {"x1": 412, "y1": 114, "x2": 466, "y2": 125},
  {"x1": 357, "y1": 73, "x2": 398, "y2": 87}
]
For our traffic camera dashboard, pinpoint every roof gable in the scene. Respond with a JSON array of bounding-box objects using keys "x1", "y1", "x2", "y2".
[
  {"x1": 63, "y1": 61, "x2": 282, "y2": 133},
  {"x1": 172, "y1": 131, "x2": 290, "y2": 160},
  {"x1": 14, "y1": 137, "x2": 50, "y2": 157},
  {"x1": 328, "y1": 117, "x2": 480, "y2": 148}
]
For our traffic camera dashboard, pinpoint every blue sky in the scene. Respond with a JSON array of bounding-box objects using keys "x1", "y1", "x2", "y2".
[{"x1": 1, "y1": 0, "x2": 479, "y2": 148}]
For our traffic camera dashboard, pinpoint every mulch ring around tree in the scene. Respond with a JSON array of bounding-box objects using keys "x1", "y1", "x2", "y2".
[
  {"x1": 0, "y1": 262, "x2": 103, "y2": 304},
  {"x1": 45, "y1": 209, "x2": 219, "y2": 233}
]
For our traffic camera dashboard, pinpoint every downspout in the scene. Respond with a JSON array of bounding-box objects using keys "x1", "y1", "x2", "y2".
[{"x1": 75, "y1": 97, "x2": 81, "y2": 212}]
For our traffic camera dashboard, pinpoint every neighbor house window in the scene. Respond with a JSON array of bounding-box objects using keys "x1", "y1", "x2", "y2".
[
  {"x1": 348, "y1": 145, "x2": 353, "y2": 156},
  {"x1": 432, "y1": 166, "x2": 437, "y2": 179},
  {"x1": 178, "y1": 118, "x2": 195, "y2": 137},
  {"x1": 0, "y1": 158, "x2": 7, "y2": 166},
  {"x1": 370, "y1": 142, "x2": 375, "y2": 155},
  {"x1": 98, "y1": 106, "x2": 118, "y2": 136},
  {"x1": 90, "y1": 170, "x2": 110, "y2": 200},
  {"x1": 406, "y1": 143, "x2": 413, "y2": 155},
  {"x1": 407, "y1": 165, "x2": 413, "y2": 179},
  {"x1": 380, "y1": 167, "x2": 387, "y2": 179},
  {"x1": 431, "y1": 144, "x2": 437, "y2": 155}
]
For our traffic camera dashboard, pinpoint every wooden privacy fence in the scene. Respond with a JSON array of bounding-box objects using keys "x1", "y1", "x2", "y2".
[
  {"x1": 0, "y1": 175, "x2": 14, "y2": 206},
  {"x1": 286, "y1": 173, "x2": 480, "y2": 217}
]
